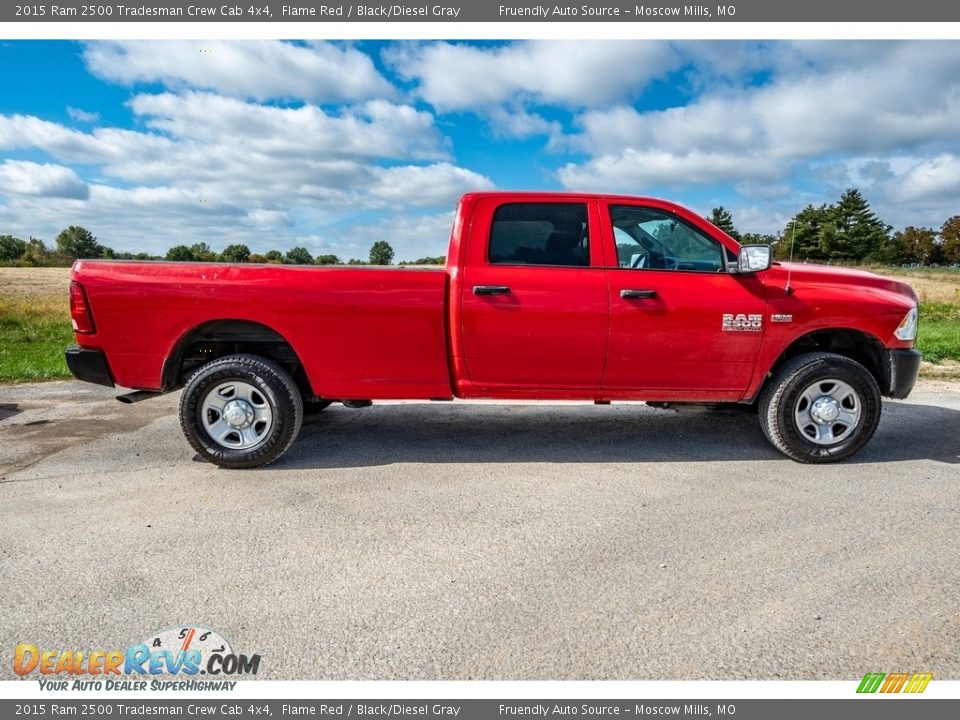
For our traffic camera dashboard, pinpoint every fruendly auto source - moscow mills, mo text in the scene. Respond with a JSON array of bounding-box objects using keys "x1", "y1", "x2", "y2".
[{"x1": 498, "y1": 5, "x2": 730, "y2": 17}]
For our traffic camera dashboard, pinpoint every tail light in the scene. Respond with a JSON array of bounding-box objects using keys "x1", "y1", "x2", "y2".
[{"x1": 69, "y1": 281, "x2": 95, "y2": 334}]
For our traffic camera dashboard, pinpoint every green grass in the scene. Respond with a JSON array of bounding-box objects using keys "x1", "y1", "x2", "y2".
[
  {"x1": 917, "y1": 301, "x2": 960, "y2": 363},
  {"x1": 0, "y1": 298, "x2": 73, "y2": 382}
]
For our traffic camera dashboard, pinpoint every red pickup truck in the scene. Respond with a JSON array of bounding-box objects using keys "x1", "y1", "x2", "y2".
[{"x1": 66, "y1": 192, "x2": 920, "y2": 468}]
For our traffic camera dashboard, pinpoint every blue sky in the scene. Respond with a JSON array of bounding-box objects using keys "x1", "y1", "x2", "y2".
[{"x1": 1, "y1": 40, "x2": 959, "y2": 259}]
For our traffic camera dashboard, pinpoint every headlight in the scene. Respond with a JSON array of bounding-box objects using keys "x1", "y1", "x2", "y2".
[{"x1": 894, "y1": 307, "x2": 918, "y2": 341}]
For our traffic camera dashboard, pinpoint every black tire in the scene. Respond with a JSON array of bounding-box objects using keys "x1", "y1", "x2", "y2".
[
  {"x1": 179, "y1": 354, "x2": 303, "y2": 469},
  {"x1": 758, "y1": 351, "x2": 881, "y2": 463}
]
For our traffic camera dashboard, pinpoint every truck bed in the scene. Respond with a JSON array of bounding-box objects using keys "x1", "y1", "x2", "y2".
[{"x1": 73, "y1": 260, "x2": 453, "y2": 399}]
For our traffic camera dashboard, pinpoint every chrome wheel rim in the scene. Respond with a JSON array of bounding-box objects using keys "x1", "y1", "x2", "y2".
[
  {"x1": 793, "y1": 378, "x2": 861, "y2": 445},
  {"x1": 200, "y1": 381, "x2": 273, "y2": 450}
]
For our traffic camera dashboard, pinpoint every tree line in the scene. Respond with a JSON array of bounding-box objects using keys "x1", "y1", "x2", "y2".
[
  {"x1": 708, "y1": 189, "x2": 960, "y2": 266},
  {"x1": 0, "y1": 228, "x2": 447, "y2": 267},
  {"x1": 3, "y1": 189, "x2": 958, "y2": 268}
]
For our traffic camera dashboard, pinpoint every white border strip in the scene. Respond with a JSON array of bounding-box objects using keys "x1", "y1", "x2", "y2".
[
  {"x1": 2, "y1": 679, "x2": 959, "y2": 699},
  {"x1": 4, "y1": 21, "x2": 960, "y2": 41}
]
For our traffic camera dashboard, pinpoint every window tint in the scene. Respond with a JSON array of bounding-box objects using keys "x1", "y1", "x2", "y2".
[
  {"x1": 610, "y1": 205, "x2": 724, "y2": 272},
  {"x1": 489, "y1": 203, "x2": 589, "y2": 267}
]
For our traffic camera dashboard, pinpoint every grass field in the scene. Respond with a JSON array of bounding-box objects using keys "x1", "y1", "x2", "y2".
[
  {"x1": 0, "y1": 266, "x2": 957, "y2": 383},
  {"x1": 0, "y1": 268, "x2": 72, "y2": 382}
]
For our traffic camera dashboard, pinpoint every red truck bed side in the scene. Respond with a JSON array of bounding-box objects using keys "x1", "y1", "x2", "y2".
[{"x1": 72, "y1": 261, "x2": 453, "y2": 400}]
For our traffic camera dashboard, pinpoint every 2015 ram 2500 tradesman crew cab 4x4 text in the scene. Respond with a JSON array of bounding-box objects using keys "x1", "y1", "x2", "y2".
[{"x1": 66, "y1": 192, "x2": 921, "y2": 468}]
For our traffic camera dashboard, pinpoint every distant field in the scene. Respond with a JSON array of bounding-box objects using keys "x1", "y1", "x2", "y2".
[
  {"x1": 867, "y1": 265, "x2": 960, "y2": 304},
  {"x1": 0, "y1": 266, "x2": 957, "y2": 383},
  {"x1": 0, "y1": 268, "x2": 72, "y2": 382}
]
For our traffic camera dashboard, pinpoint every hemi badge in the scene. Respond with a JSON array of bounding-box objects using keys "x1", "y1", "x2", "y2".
[{"x1": 771, "y1": 314, "x2": 793, "y2": 323}]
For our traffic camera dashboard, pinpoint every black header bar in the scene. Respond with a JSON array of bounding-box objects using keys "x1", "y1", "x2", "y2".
[{"x1": 5, "y1": 0, "x2": 960, "y2": 23}]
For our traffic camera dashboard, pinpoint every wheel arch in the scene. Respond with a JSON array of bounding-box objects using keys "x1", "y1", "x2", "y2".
[
  {"x1": 754, "y1": 328, "x2": 889, "y2": 401},
  {"x1": 161, "y1": 319, "x2": 315, "y2": 397}
]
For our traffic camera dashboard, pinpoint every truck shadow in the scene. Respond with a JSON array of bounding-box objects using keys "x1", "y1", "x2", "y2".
[
  {"x1": 0, "y1": 403, "x2": 21, "y2": 422},
  {"x1": 281, "y1": 400, "x2": 960, "y2": 468}
]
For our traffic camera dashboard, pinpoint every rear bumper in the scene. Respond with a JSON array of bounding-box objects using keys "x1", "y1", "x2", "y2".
[
  {"x1": 65, "y1": 346, "x2": 115, "y2": 387},
  {"x1": 887, "y1": 348, "x2": 921, "y2": 399}
]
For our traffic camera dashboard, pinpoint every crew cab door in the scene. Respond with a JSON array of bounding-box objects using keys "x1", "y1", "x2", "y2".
[
  {"x1": 600, "y1": 200, "x2": 766, "y2": 395},
  {"x1": 458, "y1": 197, "x2": 608, "y2": 391}
]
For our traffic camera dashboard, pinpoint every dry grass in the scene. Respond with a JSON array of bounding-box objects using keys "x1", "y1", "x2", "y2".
[
  {"x1": 866, "y1": 266, "x2": 960, "y2": 303},
  {"x1": 0, "y1": 266, "x2": 71, "y2": 300}
]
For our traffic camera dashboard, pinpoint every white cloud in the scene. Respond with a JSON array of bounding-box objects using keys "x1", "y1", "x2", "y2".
[
  {"x1": 329, "y1": 212, "x2": 456, "y2": 261},
  {"x1": 66, "y1": 107, "x2": 99, "y2": 123},
  {"x1": 84, "y1": 41, "x2": 395, "y2": 103},
  {"x1": 0, "y1": 160, "x2": 89, "y2": 199},
  {"x1": 558, "y1": 42, "x2": 960, "y2": 193},
  {"x1": 559, "y1": 149, "x2": 781, "y2": 189},
  {"x1": 371, "y1": 163, "x2": 494, "y2": 206},
  {"x1": 388, "y1": 41, "x2": 679, "y2": 111},
  {"x1": 0, "y1": 114, "x2": 174, "y2": 164},
  {"x1": 883, "y1": 155, "x2": 960, "y2": 206},
  {"x1": 245, "y1": 209, "x2": 293, "y2": 228},
  {"x1": 0, "y1": 92, "x2": 480, "y2": 255}
]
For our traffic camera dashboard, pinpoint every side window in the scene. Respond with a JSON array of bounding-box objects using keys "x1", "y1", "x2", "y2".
[
  {"x1": 489, "y1": 203, "x2": 589, "y2": 267},
  {"x1": 610, "y1": 205, "x2": 724, "y2": 272}
]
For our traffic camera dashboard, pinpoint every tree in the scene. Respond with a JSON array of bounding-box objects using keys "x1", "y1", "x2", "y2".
[
  {"x1": 347, "y1": 258, "x2": 368, "y2": 265},
  {"x1": 315, "y1": 254, "x2": 340, "y2": 265},
  {"x1": 264, "y1": 250, "x2": 283, "y2": 263},
  {"x1": 940, "y1": 216, "x2": 960, "y2": 265},
  {"x1": 56, "y1": 226, "x2": 103, "y2": 260},
  {"x1": 166, "y1": 245, "x2": 195, "y2": 261},
  {"x1": 887, "y1": 227, "x2": 938, "y2": 265},
  {"x1": 190, "y1": 242, "x2": 216, "y2": 262},
  {"x1": 285, "y1": 246, "x2": 314, "y2": 265},
  {"x1": 0, "y1": 235, "x2": 27, "y2": 262},
  {"x1": 708, "y1": 207, "x2": 741, "y2": 240},
  {"x1": 408, "y1": 256, "x2": 445, "y2": 265},
  {"x1": 740, "y1": 233, "x2": 778, "y2": 247},
  {"x1": 248, "y1": 253, "x2": 267, "y2": 264},
  {"x1": 369, "y1": 241, "x2": 394, "y2": 265},
  {"x1": 22, "y1": 238, "x2": 53, "y2": 266},
  {"x1": 220, "y1": 244, "x2": 251, "y2": 263},
  {"x1": 818, "y1": 189, "x2": 890, "y2": 262},
  {"x1": 779, "y1": 204, "x2": 831, "y2": 261}
]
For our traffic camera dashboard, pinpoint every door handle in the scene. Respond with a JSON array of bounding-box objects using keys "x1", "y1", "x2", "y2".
[
  {"x1": 620, "y1": 289, "x2": 657, "y2": 299},
  {"x1": 473, "y1": 285, "x2": 511, "y2": 296}
]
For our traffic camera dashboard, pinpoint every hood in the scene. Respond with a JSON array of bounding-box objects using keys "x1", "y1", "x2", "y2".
[{"x1": 769, "y1": 262, "x2": 918, "y2": 305}]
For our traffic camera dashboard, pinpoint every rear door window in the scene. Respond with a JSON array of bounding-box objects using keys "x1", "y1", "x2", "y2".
[{"x1": 489, "y1": 203, "x2": 589, "y2": 267}]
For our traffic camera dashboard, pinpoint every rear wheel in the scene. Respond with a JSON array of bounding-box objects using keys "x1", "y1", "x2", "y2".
[
  {"x1": 759, "y1": 352, "x2": 881, "y2": 463},
  {"x1": 179, "y1": 354, "x2": 303, "y2": 469}
]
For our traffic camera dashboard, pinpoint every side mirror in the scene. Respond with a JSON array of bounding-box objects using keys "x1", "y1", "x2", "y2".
[{"x1": 737, "y1": 245, "x2": 772, "y2": 274}]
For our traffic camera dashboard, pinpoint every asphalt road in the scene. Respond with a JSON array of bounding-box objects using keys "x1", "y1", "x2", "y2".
[{"x1": 1, "y1": 380, "x2": 958, "y2": 680}]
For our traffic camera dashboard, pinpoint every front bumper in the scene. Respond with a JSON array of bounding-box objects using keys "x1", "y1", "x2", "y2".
[
  {"x1": 887, "y1": 348, "x2": 921, "y2": 399},
  {"x1": 65, "y1": 346, "x2": 115, "y2": 387}
]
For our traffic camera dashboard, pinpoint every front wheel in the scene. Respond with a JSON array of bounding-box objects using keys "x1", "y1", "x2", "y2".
[
  {"x1": 179, "y1": 354, "x2": 303, "y2": 469},
  {"x1": 758, "y1": 352, "x2": 881, "y2": 463}
]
